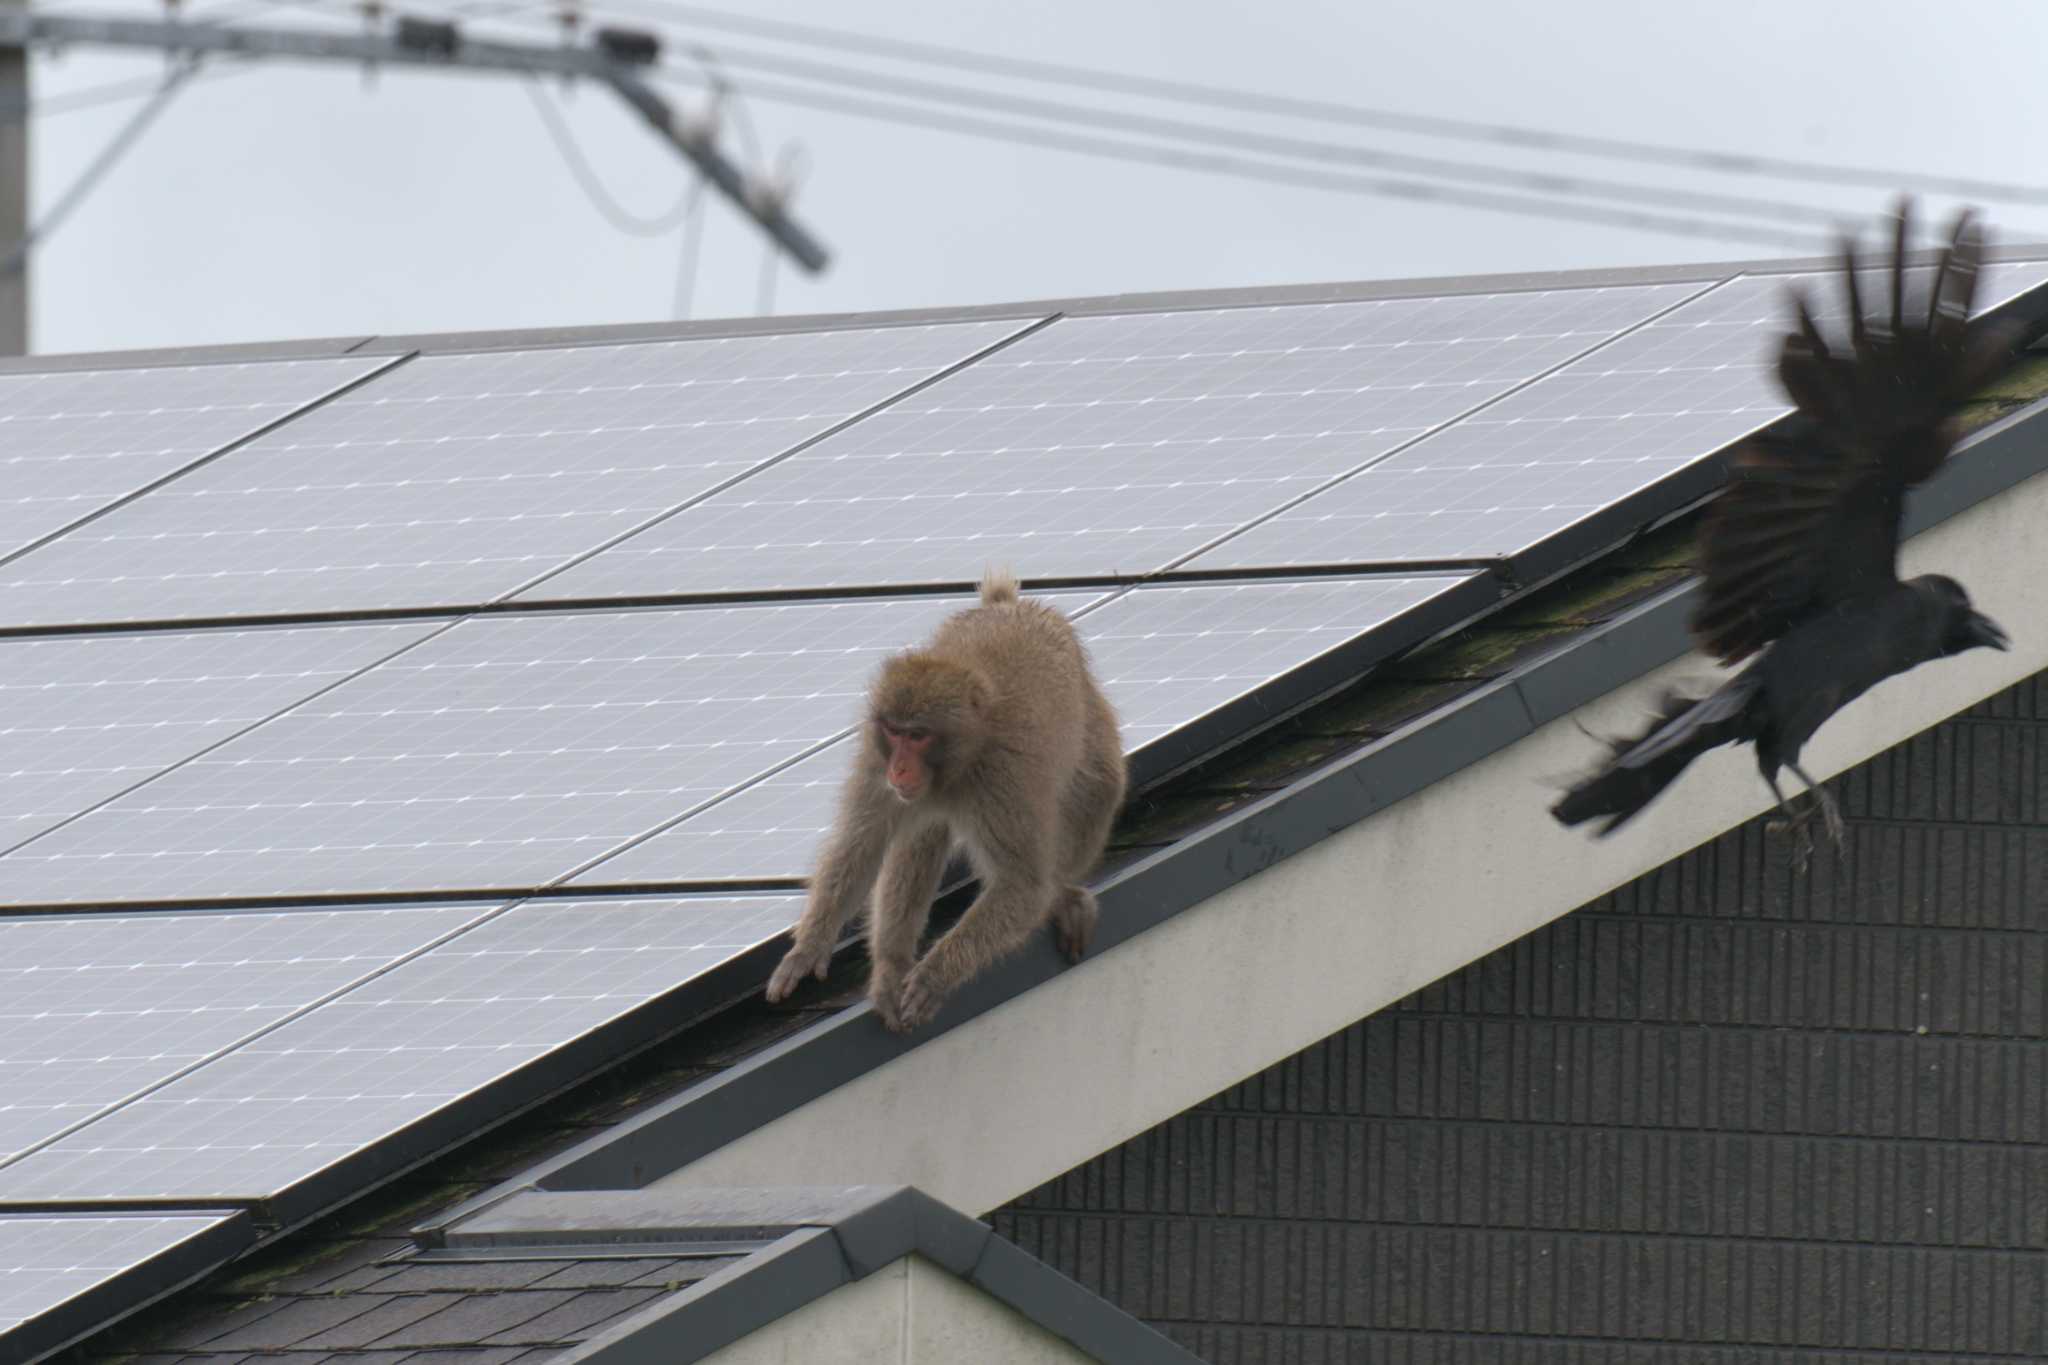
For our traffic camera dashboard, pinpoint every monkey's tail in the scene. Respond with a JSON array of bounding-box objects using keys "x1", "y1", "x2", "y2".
[
  {"x1": 979, "y1": 565, "x2": 1022, "y2": 606},
  {"x1": 1550, "y1": 670, "x2": 1760, "y2": 837}
]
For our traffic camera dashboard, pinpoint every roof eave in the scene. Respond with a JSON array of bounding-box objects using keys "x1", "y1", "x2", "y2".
[{"x1": 16, "y1": 240, "x2": 2048, "y2": 374}]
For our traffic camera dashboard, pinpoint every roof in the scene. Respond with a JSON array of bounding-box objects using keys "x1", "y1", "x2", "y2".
[
  {"x1": 67, "y1": 348, "x2": 2048, "y2": 1362},
  {"x1": 19, "y1": 257, "x2": 2048, "y2": 1364},
  {"x1": 424, "y1": 1185, "x2": 1200, "y2": 1364}
]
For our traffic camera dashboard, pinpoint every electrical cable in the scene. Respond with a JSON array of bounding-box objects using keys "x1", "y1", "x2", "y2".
[
  {"x1": 687, "y1": 38, "x2": 1849, "y2": 231},
  {"x1": 649, "y1": 66, "x2": 1826, "y2": 250},
  {"x1": 671, "y1": 173, "x2": 707, "y2": 318},
  {"x1": 0, "y1": 0, "x2": 299, "y2": 126},
  {"x1": 0, "y1": 56, "x2": 250, "y2": 123},
  {"x1": 521, "y1": 75, "x2": 698, "y2": 234},
  {"x1": 2, "y1": 56, "x2": 197, "y2": 274},
  {"x1": 684, "y1": 43, "x2": 759, "y2": 167},
  {"x1": 755, "y1": 232, "x2": 775, "y2": 315},
  {"x1": 610, "y1": 0, "x2": 2048, "y2": 208}
]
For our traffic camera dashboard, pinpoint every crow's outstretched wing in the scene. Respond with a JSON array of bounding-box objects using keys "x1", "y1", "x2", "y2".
[{"x1": 1692, "y1": 203, "x2": 2019, "y2": 666}]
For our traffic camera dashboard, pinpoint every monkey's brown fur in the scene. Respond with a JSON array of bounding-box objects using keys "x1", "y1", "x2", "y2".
[{"x1": 764, "y1": 568, "x2": 1127, "y2": 1032}]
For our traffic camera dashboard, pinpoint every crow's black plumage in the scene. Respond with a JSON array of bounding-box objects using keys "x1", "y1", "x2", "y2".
[{"x1": 1552, "y1": 202, "x2": 2015, "y2": 842}]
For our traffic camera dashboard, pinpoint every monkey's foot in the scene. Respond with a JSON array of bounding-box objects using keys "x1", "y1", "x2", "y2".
[
  {"x1": 765, "y1": 940, "x2": 831, "y2": 1004},
  {"x1": 1051, "y1": 887, "x2": 1098, "y2": 964},
  {"x1": 894, "y1": 968, "x2": 949, "y2": 1033}
]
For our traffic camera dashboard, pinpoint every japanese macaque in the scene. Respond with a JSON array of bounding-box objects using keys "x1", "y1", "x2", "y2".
[{"x1": 764, "y1": 569, "x2": 1127, "y2": 1033}]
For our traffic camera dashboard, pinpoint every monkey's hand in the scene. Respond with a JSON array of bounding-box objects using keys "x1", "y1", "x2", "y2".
[
  {"x1": 893, "y1": 964, "x2": 950, "y2": 1033},
  {"x1": 765, "y1": 939, "x2": 831, "y2": 1003},
  {"x1": 868, "y1": 958, "x2": 909, "y2": 1032}
]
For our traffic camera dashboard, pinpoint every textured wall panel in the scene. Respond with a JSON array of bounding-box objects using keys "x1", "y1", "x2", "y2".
[{"x1": 994, "y1": 669, "x2": 2048, "y2": 1361}]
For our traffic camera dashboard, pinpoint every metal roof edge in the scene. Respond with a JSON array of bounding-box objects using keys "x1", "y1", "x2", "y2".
[
  {"x1": 19, "y1": 239, "x2": 2048, "y2": 373},
  {"x1": 0, "y1": 336, "x2": 377, "y2": 377},
  {"x1": 403, "y1": 387, "x2": 2048, "y2": 1211},
  {"x1": 447, "y1": 1185, "x2": 1199, "y2": 1365}
]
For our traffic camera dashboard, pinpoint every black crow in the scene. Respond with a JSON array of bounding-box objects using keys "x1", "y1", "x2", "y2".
[{"x1": 1552, "y1": 202, "x2": 2015, "y2": 843}]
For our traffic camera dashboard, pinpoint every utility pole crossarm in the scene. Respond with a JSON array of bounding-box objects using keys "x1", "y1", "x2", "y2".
[
  {"x1": 605, "y1": 68, "x2": 825, "y2": 271},
  {"x1": 0, "y1": 7, "x2": 830, "y2": 271}
]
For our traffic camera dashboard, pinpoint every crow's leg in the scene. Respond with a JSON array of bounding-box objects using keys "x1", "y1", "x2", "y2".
[
  {"x1": 1786, "y1": 762, "x2": 1844, "y2": 848},
  {"x1": 1765, "y1": 771, "x2": 1797, "y2": 820},
  {"x1": 1764, "y1": 771, "x2": 1816, "y2": 872}
]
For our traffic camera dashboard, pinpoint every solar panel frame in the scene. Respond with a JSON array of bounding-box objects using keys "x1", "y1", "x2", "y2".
[
  {"x1": 0, "y1": 320, "x2": 1041, "y2": 629},
  {"x1": 1091, "y1": 573, "x2": 1497, "y2": 787},
  {"x1": 572, "y1": 571, "x2": 1495, "y2": 886},
  {"x1": 0, "y1": 1212, "x2": 254, "y2": 1365},
  {"x1": 0, "y1": 901, "x2": 501, "y2": 1166},
  {"x1": 1186, "y1": 260, "x2": 2048, "y2": 585},
  {"x1": 1501, "y1": 258, "x2": 2048, "y2": 584},
  {"x1": 0, "y1": 893, "x2": 804, "y2": 1220},
  {"x1": 0, "y1": 355, "x2": 394, "y2": 573},
  {"x1": 514, "y1": 282, "x2": 1704, "y2": 602},
  {"x1": 0, "y1": 618, "x2": 443, "y2": 857},
  {"x1": 0, "y1": 597, "x2": 1006, "y2": 906}
]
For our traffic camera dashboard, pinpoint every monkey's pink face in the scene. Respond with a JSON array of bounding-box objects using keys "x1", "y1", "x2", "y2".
[{"x1": 881, "y1": 723, "x2": 935, "y2": 802}]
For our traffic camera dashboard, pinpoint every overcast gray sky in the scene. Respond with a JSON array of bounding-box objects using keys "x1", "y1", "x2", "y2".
[{"x1": 23, "y1": 0, "x2": 2048, "y2": 356}]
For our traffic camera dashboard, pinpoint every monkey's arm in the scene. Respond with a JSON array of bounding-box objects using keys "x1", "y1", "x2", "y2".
[
  {"x1": 765, "y1": 775, "x2": 896, "y2": 1003},
  {"x1": 865, "y1": 823, "x2": 951, "y2": 1031},
  {"x1": 894, "y1": 810, "x2": 1053, "y2": 1031}
]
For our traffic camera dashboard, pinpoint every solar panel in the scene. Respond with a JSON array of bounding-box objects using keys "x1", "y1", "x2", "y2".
[
  {"x1": 1191, "y1": 260, "x2": 2048, "y2": 575},
  {"x1": 0, "y1": 620, "x2": 439, "y2": 852},
  {"x1": 575, "y1": 573, "x2": 1485, "y2": 884},
  {"x1": 0, "y1": 321, "x2": 1033, "y2": 628},
  {"x1": 0, "y1": 357, "x2": 383, "y2": 565},
  {"x1": 0, "y1": 597, "x2": 998, "y2": 906},
  {"x1": 0, "y1": 1213, "x2": 249, "y2": 1361},
  {"x1": 0, "y1": 894, "x2": 802, "y2": 1207},
  {"x1": 516, "y1": 284, "x2": 1700, "y2": 601},
  {"x1": 0, "y1": 903, "x2": 493, "y2": 1161}
]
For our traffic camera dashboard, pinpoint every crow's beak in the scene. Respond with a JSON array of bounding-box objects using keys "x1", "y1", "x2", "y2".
[{"x1": 1967, "y1": 612, "x2": 2011, "y2": 652}]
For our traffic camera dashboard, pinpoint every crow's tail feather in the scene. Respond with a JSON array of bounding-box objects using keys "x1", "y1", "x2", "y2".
[{"x1": 1550, "y1": 672, "x2": 1759, "y2": 836}]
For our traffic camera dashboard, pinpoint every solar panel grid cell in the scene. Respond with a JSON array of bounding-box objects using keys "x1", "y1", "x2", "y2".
[
  {"x1": 0, "y1": 1214, "x2": 241, "y2": 1334},
  {"x1": 0, "y1": 598, "x2": 982, "y2": 904},
  {"x1": 0, "y1": 895, "x2": 801, "y2": 1204},
  {"x1": 0, "y1": 358, "x2": 383, "y2": 563},
  {"x1": 521, "y1": 284, "x2": 1698, "y2": 600},
  {"x1": 0, "y1": 620, "x2": 439, "y2": 851},
  {"x1": 1193, "y1": 260, "x2": 2048, "y2": 571},
  {"x1": 0, "y1": 903, "x2": 492, "y2": 1162},
  {"x1": 0, "y1": 321, "x2": 1029, "y2": 627},
  {"x1": 575, "y1": 575, "x2": 1480, "y2": 884}
]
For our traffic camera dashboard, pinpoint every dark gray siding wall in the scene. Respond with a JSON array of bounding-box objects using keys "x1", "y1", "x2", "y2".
[{"x1": 992, "y1": 671, "x2": 2048, "y2": 1363}]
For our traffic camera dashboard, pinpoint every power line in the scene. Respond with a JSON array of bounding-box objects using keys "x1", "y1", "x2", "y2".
[
  {"x1": 755, "y1": 231, "x2": 775, "y2": 314},
  {"x1": 522, "y1": 76, "x2": 698, "y2": 235},
  {"x1": 0, "y1": 48, "x2": 253, "y2": 123},
  {"x1": 650, "y1": 65, "x2": 1825, "y2": 250},
  {"x1": 672, "y1": 174, "x2": 706, "y2": 318},
  {"x1": 3, "y1": 57, "x2": 196, "y2": 273},
  {"x1": 615, "y1": 0, "x2": 2048, "y2": 208},
  {"x1": 686, "y1": 38, "x2": 1849, "y2": 232}
]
